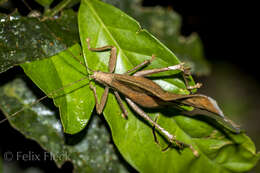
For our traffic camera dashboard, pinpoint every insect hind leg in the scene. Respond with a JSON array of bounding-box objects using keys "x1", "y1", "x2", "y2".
[{"x1": 124, "y1": 55, "x2": 155, "y2": 75}]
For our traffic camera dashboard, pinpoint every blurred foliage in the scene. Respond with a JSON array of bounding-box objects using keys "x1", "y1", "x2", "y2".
[
  {"x1": 0, "y1": 0, "x2": 8, "y2": 5},
  {"x1": 3, "y1": 162, "x2": 46, "y2": 173},
  {"x1": 42, "y1": 0, "x2": 81, "y2": 19},
  {"x1": 35, "y1": 0, "x2": 53, "y2": 7}
]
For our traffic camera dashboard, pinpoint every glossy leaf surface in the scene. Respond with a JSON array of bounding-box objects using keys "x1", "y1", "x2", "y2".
[{"x1": 0, "y1": 10, "x2": 79, "y2": 73}]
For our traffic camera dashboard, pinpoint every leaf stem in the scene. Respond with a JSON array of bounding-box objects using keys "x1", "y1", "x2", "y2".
[{"x1": 42, "y1": 0, "x2": 74, "y2": 21}]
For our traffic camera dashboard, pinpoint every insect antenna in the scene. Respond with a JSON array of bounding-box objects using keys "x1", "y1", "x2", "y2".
[
  {"x1": 22, "y1": 0, "x2": 33, "y2": 12},
  {"x1": 0, "y1": 43, "x2": 95, "y2": 124},
  {"x1": 0, "y1": 76, "x2": 90, "y2": 124},
  {"x1": 66, "y1": 48, "x2": 94, "y2": 76}
]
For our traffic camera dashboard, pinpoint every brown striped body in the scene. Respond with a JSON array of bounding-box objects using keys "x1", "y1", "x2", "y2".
[{"x1": 92, "y1": 71, "x2": 225, "y2": 116}]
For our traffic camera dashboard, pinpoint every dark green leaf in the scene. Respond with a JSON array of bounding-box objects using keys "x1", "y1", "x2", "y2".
[
  {"x1": 77, "y1": 0, "x2": 259, "y2": 172},
  {"x1": 104, "y1": 0, "x2": 210, "y2": 75},
  {"x1": 0, "y1": 78, "x2": 129, "y2": 173},
  {"x1": 0, "y1": 9, "x2": 79, "y2": 73}
]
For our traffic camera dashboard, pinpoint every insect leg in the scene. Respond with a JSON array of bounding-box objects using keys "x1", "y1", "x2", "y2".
[
  {"x1": 152, "y1": 114, "x2": 172, "y2": 151},
  {"x1": 133, "y1": 62, "x2": 202, "y2": 89},
  {"x1": 186, "y1": 82, "x2": 202, "y2": 90},
  {"x1": 114, "y1": 91, "x2": 128, "y2": 118},
  {"x1": 87, "y1": 38, "x2": 118, "y2": 114},
  {"x1": 87, "y1": 38, "x2": 129, "y2": 117},
  {"x1": 152, "y1": 114, "x2": 160, "y2": 144},
  {"x1": 133, "y1": 62, "x2": 187, "y2": 77},
  {"x1": 124, "y1": 55, "x2": 155, "y2": 75},
  {"x1": 125, "y1": 98, "x2": 199, "y2": 156},
  {"x1": 86, "y1": 38, "x2": 117, "y2": 73},
  {"x1": 90, "y1": 84, "x2": 109, "y2": 115}
]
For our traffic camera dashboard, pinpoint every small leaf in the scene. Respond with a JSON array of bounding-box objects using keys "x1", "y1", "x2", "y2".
[
  {"x1": 0, "y1": 78, "x2": 130, "y2": 173},
  {"x1": 0, "y1": 10, "x2": 79, "y2": 73}
]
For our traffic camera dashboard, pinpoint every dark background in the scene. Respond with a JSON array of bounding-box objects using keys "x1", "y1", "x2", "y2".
[
  {"x1": 144, "y1": 0, "x2": 259, "y2": 79},
  {"x1": 1, "y1": 0, "x2": 259, "y2": 172}
]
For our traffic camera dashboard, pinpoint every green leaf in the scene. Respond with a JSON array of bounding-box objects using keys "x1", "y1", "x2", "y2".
[
  {"x1": 104, "y1": 0, "x2": 210, "y2": 76},
  {"x1": 35, "y1": 0, "x2": 53, "y2": 7},
  {"x1": 0, "y1": 78, "x2": 129, "y2": 173},
  {"x1": 21, "y1": 44, "x2": 92, "y2": 134},
  {"x1": 78, "y1": 0, "x2": 259, "y2": 172},
  {"x1": 0, "y1": 10, "x2": 79, "y2": 73}
]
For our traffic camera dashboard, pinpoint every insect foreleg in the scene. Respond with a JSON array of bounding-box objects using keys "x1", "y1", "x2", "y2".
[
  {"x1": 90, "y1": 84, "x2": 109, "y2": 115},
  {"x1": 87, "y1": 38, "x2": 119, "y2": 114},
  {"x1": 86, "y1": 38, "x2": 117, "y2": 73}
]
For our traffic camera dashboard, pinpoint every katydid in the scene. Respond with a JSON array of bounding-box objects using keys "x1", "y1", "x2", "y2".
[
  {"x1": 85, "y1": 38, "x2": 240, "y2": 156},
  {"x1": 0, "y1": 38, "x2": 240, "y2": 157}
]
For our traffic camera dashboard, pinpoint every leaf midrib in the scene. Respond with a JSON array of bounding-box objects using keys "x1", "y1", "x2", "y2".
[{"x1": 86, "y1": 0, "x2": 135, "y2": 68}]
